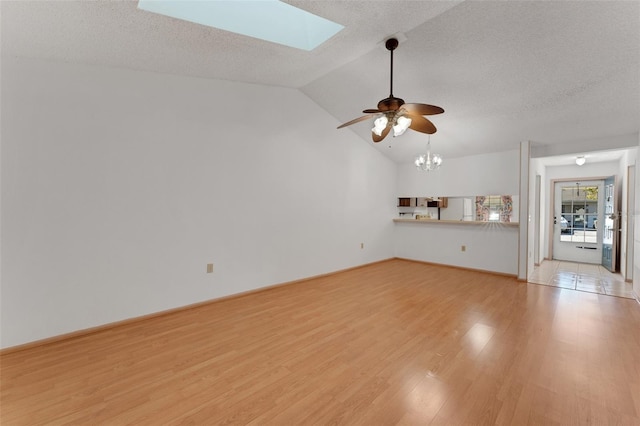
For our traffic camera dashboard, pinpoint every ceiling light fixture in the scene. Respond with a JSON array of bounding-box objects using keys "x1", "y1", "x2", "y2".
[
  {"x1": 414, "y1": 135, "x2": 442, "y2": 171},
  {"x1": 576, "y1": 156, "x2": 586, "y2": 166},
  {"x1": 392, "y1": 115, "x2": 412, "y2": 136},
  {"x1": 372, "y1": 114, "x2": 412, "y2": 137}
]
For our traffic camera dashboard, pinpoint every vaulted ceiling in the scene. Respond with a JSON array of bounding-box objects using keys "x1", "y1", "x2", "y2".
[{"x1": 2, "y1": 1, "x2": 638, "y2": 164}]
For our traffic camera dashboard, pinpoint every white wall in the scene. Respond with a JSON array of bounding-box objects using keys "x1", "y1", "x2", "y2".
[
  {"x1": 519, "y1": 141, "x2": 530, "y2": 280},
  {"x1": 395, "y1": 149, "x2": 520, "y2": 275},
  {"x1": 397, "y1": 149, "x2": 520, "y2": 197},
  {"x1": 394, "y1": 222, "x2": 519, "y2": 275},
  {"x1": 0, "y1": 57, "x2": 397, "y2": 348},
  {"x1": 530, "y1": 159, "x2": 548, "y2": 267},
  {"x1": 618, "y1": 148, "x2": 638, "y2": 279},
  {"x1": 635, "y1": 132, "x2": 640, "y2": 299},
  {"x1": 531, "y1": 133, "x2": 638, "y2": 158}
]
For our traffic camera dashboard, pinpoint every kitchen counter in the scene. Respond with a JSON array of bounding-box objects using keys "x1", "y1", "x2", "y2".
[{"x1": 393, "y1": 218, "x2": 519, "y2": 227}]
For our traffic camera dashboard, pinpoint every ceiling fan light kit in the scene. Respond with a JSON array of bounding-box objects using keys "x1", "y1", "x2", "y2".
[
  {"x1": 372, "y1": 114, "x2": 412, "y2": 137},
  {"x1": 372, "y1": 116, "x2": 388, "y2": 136},
  {"x1": 337, "y1": 37, "x2": 444, "y2": 143},
  {"x1": 392, "y1": 115, "x2": 412, "y2": 136}
]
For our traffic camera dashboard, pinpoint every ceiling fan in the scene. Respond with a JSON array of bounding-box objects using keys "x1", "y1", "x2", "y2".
[{"x1": 337, "y1": 37, "x2": 444, "y2": 143}]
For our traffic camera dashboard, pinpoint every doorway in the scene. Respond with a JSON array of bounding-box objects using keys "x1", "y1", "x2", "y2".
[
  {"x1": 552, "y1": 179, "x2": 604, "y2": 264},
  {"x1": 528, "y1": 148, "x2": 636, "y2": 290}
]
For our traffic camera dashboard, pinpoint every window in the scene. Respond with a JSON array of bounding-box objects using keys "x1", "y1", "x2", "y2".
[{"x1": 475, "y1": 195, "x2": 513, "y2": 222}]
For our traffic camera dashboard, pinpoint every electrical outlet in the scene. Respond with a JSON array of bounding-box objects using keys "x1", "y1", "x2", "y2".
[
  {"x1": 206, "y1": 263, "x2": 214, "y2": 273},
  {"x1": 461, "y1": 245, "x2": 466, "y2": 252}
]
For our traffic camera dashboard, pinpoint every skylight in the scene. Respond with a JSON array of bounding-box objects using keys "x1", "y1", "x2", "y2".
[{"x1": 137, "y1": 0, "x2": 344, "y2": 51}]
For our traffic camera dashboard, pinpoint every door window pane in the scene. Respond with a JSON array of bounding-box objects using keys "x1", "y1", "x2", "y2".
[{"x1": 560, "y1": 185, "x2": 598, "y2": 242}]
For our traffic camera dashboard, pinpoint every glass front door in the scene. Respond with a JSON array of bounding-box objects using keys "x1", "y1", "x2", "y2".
[
  {"x1": 553, "y1": 180, "x2": 603, "y2": 264},
  {"x1": 601, "y1": 176, "x2": 618, "y2": 272}
]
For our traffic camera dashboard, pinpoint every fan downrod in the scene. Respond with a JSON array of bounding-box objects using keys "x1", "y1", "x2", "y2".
[{"x1": 385, "y1": 38, "x2": 399, "y2": 99}]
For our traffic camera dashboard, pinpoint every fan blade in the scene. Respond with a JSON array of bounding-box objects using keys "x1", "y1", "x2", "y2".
[
  {"x1": 337, "y1": 115, "x2": 373, "y2": 129},
  {"x1": 407, "y1": 114, "x2": 437, "y2": 134},
  {"x1": 372, "y1": 125, "x2": 391, "y2": 143},
  {"x1": 402, "y1": 103, "x2": 444, "y2": 116},
  {"x1": 363, "y1": 109, "x2": 382, "y2": 114}
]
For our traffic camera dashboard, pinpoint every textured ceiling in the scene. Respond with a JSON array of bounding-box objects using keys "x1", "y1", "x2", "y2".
[{"x1": 2, "y1": 0, "x2": 639, "y2": 164}]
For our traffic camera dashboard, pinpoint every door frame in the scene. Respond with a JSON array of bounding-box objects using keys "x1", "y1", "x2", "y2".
[
  {"x1": 602, "y1": 176, "x2": 619, "y2": 272},
  {"x1": 625, "y1": 165, "x2": 635, "y2": 281},
  {"x1": 534, "y1": 174, "x2": 541, "y2": 265},
  {"x1": 548, "y1": 176, "x2": 611, "y2": 261}
]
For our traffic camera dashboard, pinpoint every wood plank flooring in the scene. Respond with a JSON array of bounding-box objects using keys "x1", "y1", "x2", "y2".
[{"x1": 2, "y1": 259, "x2": 640, "y2": 425}]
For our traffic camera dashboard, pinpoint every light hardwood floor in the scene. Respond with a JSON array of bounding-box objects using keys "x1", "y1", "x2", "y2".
[{"x1": 2, "y1": 259, "x2": 640, "y2": 425}]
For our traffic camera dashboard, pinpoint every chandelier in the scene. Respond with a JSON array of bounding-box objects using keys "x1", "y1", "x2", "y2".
[{"x1": 414, "y1": 135, "x2": 442, "y2": 171}]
